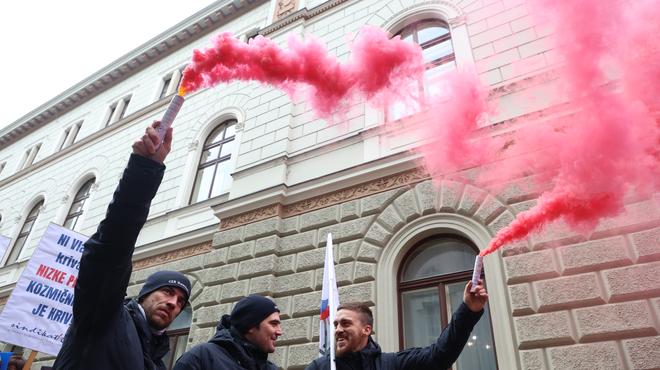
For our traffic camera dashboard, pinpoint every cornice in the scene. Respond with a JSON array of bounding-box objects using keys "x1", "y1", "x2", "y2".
[
  {"x1": 260, "y1": 0, "x2": 350, "y2": 36},
  {"x1": 133, "y1": 240, "x2": 212, "y2": 270},
  {"x1": 0, "y1": 0, "x2": 269, "y2": 149}
]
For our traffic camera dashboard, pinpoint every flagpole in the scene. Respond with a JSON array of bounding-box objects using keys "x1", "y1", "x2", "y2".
[{"x1": 326, "y1": 233, "x2": 337, "y2": 370}]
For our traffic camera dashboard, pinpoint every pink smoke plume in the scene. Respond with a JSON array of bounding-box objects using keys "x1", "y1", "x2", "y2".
[
  {"x1": 480, "y1": 0, "x2": 660, "y2": 256},
  {"x1": 415, "y1": 0, "x2": 660, "y2": 256},
  {"x1": 180, "y1": 26, "x2": 424, "y2": 117}
]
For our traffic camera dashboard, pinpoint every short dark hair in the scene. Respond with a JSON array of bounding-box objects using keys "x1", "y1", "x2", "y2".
[{"x1": 337, "y1": 303, "x2": 373, "y2": 327}]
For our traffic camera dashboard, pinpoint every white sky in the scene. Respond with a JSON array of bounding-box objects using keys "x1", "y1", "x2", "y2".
[{"x1": 0, "y1": 0, "x2": 218, "y2": 130}]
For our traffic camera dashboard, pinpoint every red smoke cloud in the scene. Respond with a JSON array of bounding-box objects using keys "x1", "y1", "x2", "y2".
[
  {"x1": 180, "y1": 26, "x2": 424, "y2": 117},
  {"x1": 416, "y1": 0, "x2": 660, "y2": 256}
]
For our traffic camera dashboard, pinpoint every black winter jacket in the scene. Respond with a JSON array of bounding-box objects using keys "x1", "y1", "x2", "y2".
[
  {"x1": 53, "y1": 154, "x2": 169, "y2": 370},
  {"x1": 305, "y1": 303, "x2": 483, "y2": 370},
  {"x1": 172, "y1": 321, "x2": 278, "y2": 370}
]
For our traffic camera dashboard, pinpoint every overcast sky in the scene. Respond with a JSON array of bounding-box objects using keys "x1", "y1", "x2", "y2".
[{"x1": 0, "y1": 0, "x2": 218, "y2": 130}]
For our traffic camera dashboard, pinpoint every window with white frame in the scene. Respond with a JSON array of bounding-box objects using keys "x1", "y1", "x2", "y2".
[
  {"x1": 58, "y1": 121, "x2": 83, "y2": 151},
  {"x1": 5, "y1": 200, "x2": 44, "y2": 265},
  {"x1": 389, "y1": 19, "x2": 456, "y2": 121},
  {"x1": 161, "y1": 305, "x2": 192, "y2": 369},
  {"x1": 63, "y1": 178, "x2": 94, "y2": 231},
  {"x1": 398, "y1": 235, "x2": 497, "y2": 370},
  {"x1": 190, "y1": 119, "x2": 237, "y2": 203},
  {"x1": 18, "y1": 143, "x2": 42, "y2": 170},
  {"x1": 104, "y1": 95, "x2": 132, "y2": 126},
  {"x1": 159, "y1": 66, "x2": 186, "y2": 100}
]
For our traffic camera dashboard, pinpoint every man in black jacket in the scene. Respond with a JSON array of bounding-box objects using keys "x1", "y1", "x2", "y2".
[
  {"x1": 173, "y1": 294, "x2": 282, "y2": 370},
  {"x1": 306, "y1": 280, "x2": 489, "y2": 370},
  {"x1": 53, "y1": 121, "x2": 192, "y2": 370}
]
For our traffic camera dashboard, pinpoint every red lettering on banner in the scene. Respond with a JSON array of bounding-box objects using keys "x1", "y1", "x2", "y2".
[{"x1": 35, "y1": 264, "x2": 67, "y2": 284}]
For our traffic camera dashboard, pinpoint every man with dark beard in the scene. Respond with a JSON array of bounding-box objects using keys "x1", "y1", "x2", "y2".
[
  {"x1": 305, "y1": 280, "x2": 488, "y2": 370},
  {"x1": 53, "y1": 121, "x2": 191, "y2": 370}
]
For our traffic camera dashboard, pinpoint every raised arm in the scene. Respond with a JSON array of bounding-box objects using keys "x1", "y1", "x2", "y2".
[
  {"x1": 72, "y1": 122, "x2": 172, "y2": 327},
  {"x1": 396, "y1": 280, "x2": 488, "y2": 370}
]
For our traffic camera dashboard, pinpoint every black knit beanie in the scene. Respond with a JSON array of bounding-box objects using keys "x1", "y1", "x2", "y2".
[
  {"x1": 226, "y1": 295, "x2": 279, "y2": 334},
  {"x1": 138, "y1": 270, "x2": 191, "y2": 303}
]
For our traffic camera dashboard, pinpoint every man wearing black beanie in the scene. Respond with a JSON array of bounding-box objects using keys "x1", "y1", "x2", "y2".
[
  {"x1": 173, "y1": 294, "x2": 282, "y2": 370},
  {"x1": 54, "y1": 121, "x2": 191, "y2": 370}
]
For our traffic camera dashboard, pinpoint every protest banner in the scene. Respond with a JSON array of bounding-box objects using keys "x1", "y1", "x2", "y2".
[{"x1": 0, "y1": 223, "x2": 88, "y2": 355}]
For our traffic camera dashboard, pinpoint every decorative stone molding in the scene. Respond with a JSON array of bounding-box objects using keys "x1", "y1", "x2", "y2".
[
  {"x1": 133, "y1": 241, "x2": 212, "y2": 270},
  {"x1": 61, "y1": 194, "x2": 70, "y2": 204},
  {"x1": 220, "y1": 168, "x2": 430, "y2": 230},
  {"x1": 188, "y1": 140, "x2": 200, "y2": 152},
  {"x1": 0, "y1": 296, "x2": 7, "y2": 306}
]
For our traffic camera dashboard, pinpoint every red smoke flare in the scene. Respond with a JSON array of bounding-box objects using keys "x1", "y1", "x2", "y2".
[{"x1": 180, "y1": 26, "x2": 424, "y2": 118}]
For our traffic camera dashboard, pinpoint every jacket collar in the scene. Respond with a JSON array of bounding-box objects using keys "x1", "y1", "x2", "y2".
[{"x1": 126, "y1": 299, "x2": 170, "y2": 369}]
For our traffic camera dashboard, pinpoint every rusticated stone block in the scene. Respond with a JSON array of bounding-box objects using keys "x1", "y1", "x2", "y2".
[
  {"x1": 504, "y1": 249, "x2": 560, "y2": 284},
  {"x1": 520, "y1": 349, "x2": 547, "y2": 370},
  {"x1": 378, "y1": 204, "x2": 405, "y2": 232},
  {"x1": 574, "y1": 300, "x2": 656, "y2": 342},
  {"x1": 274, "y1": 296, "x2": 292, "y2": 319},
  {"x1": 457, "y1": 185, "x2": 486, "y2": 216},
  {"x1": 364, "y1": 221, "x2": 391, "y2": 247},
  {"x1": 354, "y1": 262, "x2": 376, "y2": 283},
  {"x1": 438, "y1": 180, "x2": 464, "y2": 212},
  {"x1": 360, "y1": 189, "x2": 403, "y2": 216},
  {"x1": 473, "y1": 195, "x2": 506, "y2": 225},
  {"x1": 244, "y1": 217, "x2": 281, "y2": 241},
  {"x1": 603, "y1": 261, "x2": 660, "y2": 302},
  {"x1": 631, "y1": 227, "x2": 660, "y2": 262},
  {"x1": 357, "y1": 242, "x2": 381, "y2": 263},
  {"x1": 255, "y1": 235, "x2": 280, "y2": 256},
  {"x1": 340, "y1": 199, "x2": 361, "y2": 221},
  {"x1": 199, "y1": 263, "x2": 238, "y2": 285},
  {"x1": 393, "y1": 189, "x2": 420, "y2": 222},
  {"x1": 280, "y1": 216, "x2": 299, "y2": 235},
  {"x1": 228, "y1": 240, "x2": 255, "y2": 263},
  {"x1": 249, "y1": 275, "x2": 276, "y2": 295},
  {"x1": 195, "y1": 303, "x2": 231, "y2": 328},
  {"x1": 279, "y1": 230, "x2": 316, "y2": 255},
  {"x1": 287, "y1": 342, "x2": 318, "y2": 368},
  {"x1": 275, "y1": 271, "x2": 315, "y2": 296},
  {"x1": 213, "y1": 226, "x2": 243, "y2": 248},
  {"x1": 219, "y1": 280, "x2": 249, "y2": 303},
  {"x1": 194, "y1": 285, "x2": 222, "y2": 308},
  {"x1": 292, "y1": 290, "x2": 322, "y2": 317},
  {"x1": 278, "y1": 317, "x2": 312, "y2": 345},
  {"x1": 533, "y1": 273, "x2": 604, "y2": 312},
  {"x1": 239, "y1": 254, "x2": 277, "y2": 278},
  {"x1": 338, "y1": 239, "x2": 359, "y2": 262},
  {"x1": 300, "y1": 205, "x2": 340, "y2": 231},
  {"x1": 509, "y1": 283, "x2": 535, "y2": 315},
  {"x1": 497, "y1": 175, "x2": 544, "y2": 204},
  {"x1": 275, "y1": 255, "x2": 296, "y2": 275},
  {"x1": 126, "y1": 283, "x2": 142, "y2": 298},
  {"x1": 338, "y1": 282, "x2": 375, "y2": 305},
  {"x1": 189, "y1": 327, "x2": 215, "y2": 348},
  {"x1": 269, "y1": 346, "x2": 287, "y2": 370},
  {"x1": 296, "y1": 248, "x2": 325, "y2": 272},
  {"x1": 314, "y1": 262, "x2": 353, "y2": 289},
  {"x1": 623, "y1": 336, "x2": 660, "y2": 370},
  {"x1": 415, "y1": 180, "x2": 438, "y2": 215},
  {"x1": 488, "y1": 210, "x2": 516, "y2": 235},
  {"x1": 319, "y1": 215, "x2": 374, "y2": 243},
  {"x1": 548, "y1": 342, "x2": 623, "y2": 370},
  {"x1": 558, "y1": 237, "x2": 632, "y2": 274},
  {"x1": 593, "y1": 199, "x2": 660, "y2": 238},
  {"x1": 514, "y1": 311, "x2": 574, "y2": 349},
  {"x1": 204, "y1": 247, "x2": 228, "y2": 267},
  {"x1": 530, "y1": 220, "x2": 585, "y2": 249}
]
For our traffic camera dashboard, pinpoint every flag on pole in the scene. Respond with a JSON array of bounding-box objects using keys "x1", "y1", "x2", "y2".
[{"x1": 319, "y1": 233, "x2": 339, "y2": 369}]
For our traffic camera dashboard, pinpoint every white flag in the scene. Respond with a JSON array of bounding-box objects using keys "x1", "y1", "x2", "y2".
[{"x1": 319, "y1": 233, "x2": 339, "y2": 369}]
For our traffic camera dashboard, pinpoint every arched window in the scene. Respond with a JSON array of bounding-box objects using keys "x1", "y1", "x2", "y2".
[
  {"x1": 63, "y1": 178, "x2": 94, "y2": 231},
  {"x1": 6, "y1": 200, "x2": 44, "y2": 265},
  {"x1": 389, "y1": 19, "x2": 456, "y2": 120},
  {"x1": 190, "y1": 119, "x2": 237, "y2": 203},
  {"x1": 162, "y1": 305, "x2": 192, "y2": 369},
  {"x1": 398, "y1": 235, "x2": 497, "y2": 370}
]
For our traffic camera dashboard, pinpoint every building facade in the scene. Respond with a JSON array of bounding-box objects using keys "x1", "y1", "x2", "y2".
[{"x1": 0, "y1": 0, "x2": 658, "y2": 369}]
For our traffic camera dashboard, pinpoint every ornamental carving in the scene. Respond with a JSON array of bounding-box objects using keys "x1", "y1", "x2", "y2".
[
  {"x1": 220, "y1": 168, "x2": 429, "y2": 230},
  {"x1": 133, "y1": 241, "x2": 212, "y2": 270},
  {"x1": 274, "y1": 0, "x2": 298, "y2": 21}
]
